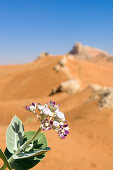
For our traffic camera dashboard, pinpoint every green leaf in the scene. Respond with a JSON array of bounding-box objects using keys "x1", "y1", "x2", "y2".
[
  {"x1": 6, "y1": 115, "x2": 24, "y2": 153},
  {"x1": 0, "y1": 148, "x2": 12, "y2": 170},
  {"x1": 13, "y1": 147, "x2": 50, "y2": 159},
  {"x1": 5, "y1": 131, "x2": 51, "y2": 170},
  {"x1": 24, "y1": 131, "x2": 47, "y2": 149}
]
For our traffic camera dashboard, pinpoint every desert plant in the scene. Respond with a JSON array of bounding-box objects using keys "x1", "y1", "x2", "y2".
[{"x1": 0, "y1": 100, "x2": 69, "y2": 169}]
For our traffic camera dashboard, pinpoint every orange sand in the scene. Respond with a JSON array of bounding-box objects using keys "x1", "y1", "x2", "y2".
[{"x1": 1, "y1": 54, "x2": 113, "y2": 170}]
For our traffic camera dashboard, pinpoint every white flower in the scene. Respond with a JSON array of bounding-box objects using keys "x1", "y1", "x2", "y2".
[
  {"x1": 37, "y1": 103, "x2": 44, "y2": 111},
  {"x1": 43, "y1": 107, "x2": 53, "y2": 117},
  {"x1": 55, "y1": 110, "x2": 65, "y2": 121},
  {"x1": 30, "y1": 106, "x2": 36, "y2": 112},
  {"x1": 64, "y1": 126, "x2": 70, "y2": 131},
  {"x1": 25, "y1": 102, "x2": 36, "y2": 113},
  {"x1": 59, "y1": 122, "x2": 64, "y2": 126},
  {"x1": 53, "y1": 121, "x2": 60, "y2": 127},
  {"x1": 48, "y1": 111, "x2": 54, "y2": 117},
  {"x1": 49, "y1": 100, "x2": 60, "y2": 112}
]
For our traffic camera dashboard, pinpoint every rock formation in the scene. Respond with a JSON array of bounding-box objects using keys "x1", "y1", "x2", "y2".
[
  {"x1": 68, "y1": 42, "x2": 111, "y2": 61},
  {"x1": 37, "y1": 52, "x2": 49, "y2": 60},
  {"x1": 50, "y1": 79, "x2": 81, "y2": 95},
  {"x1": 87, "y1": 84, "x2": 113, "y2": 108}
]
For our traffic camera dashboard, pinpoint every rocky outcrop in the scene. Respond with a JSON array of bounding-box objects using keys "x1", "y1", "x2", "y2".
[
  {"x1": 54, "y1": 64, "x2": 61, "y2": 72},
  {"x1": 69, "y1": 42, "x2": 83, "y2": 55},
  {"x1": 68, "y1": 42, "x2": 111, "y2": 61},
  {"x1": 50, "y1": 79, "x2": 81, "y2": 95},
  {"x1": 54, "y1": 56, "x2": 74, "y2": 79},
  {"x1": 98, "y1": 88, "x2": 113, "y2": 108},
  {"x1": 38, "y1": 52, "x2": 49, "y2": 59},
  {"x1": 54, "y1": 57, "x2": 71, "y2": 79},
  {"x1": 58, "y1": 57, "x2": 67, "y2": 67},
  {"x1": 88, "y1": 84, "x2": 108, "y2": 92},
  {"x1": 54, "y1": 57, "x2": 68, "y2": 72},
  {"x1": 87, "y1": 84, "x2": 113, "y2": 108}
]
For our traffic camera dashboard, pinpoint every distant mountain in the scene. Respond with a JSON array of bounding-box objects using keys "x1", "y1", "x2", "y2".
[{"x1": 68, "y1": 42, "x2": 113, "y2": 62}]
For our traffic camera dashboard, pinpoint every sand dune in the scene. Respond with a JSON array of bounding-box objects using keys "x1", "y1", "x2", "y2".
[{"x1": 1, "y1": 46, "x2": 113, "y2": 169}]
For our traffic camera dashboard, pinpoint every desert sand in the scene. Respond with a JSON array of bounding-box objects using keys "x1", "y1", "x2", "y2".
[{"x1": 1, "y1": 44, "x2": 113, "y2": 170}]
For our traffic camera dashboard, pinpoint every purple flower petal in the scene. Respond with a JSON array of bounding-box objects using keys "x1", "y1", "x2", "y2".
[
  {"x1": 53, "y1": 101, "x2": 55, "y2": 105},
  {"x1": 25, "y1": 106, "x2": 30, "y2": 110},
  {"x1": 63, "y1": 124, "x2": 68, "y2": 127},
  {"x1": 32, "y1": 102, "x2": 35, "y2": 106},
  {"x1": 65, "y1": 130, "x2": 69, "y2": 135},
  {"x1": 59, "y1": 134, "x2": 65, "y2": 139},
  {"x1": 50, "y1": 121, "x2": 53, "y2": 125},
  {"x1": 58, "y1": 124, "x2": 69, "y2": 139}
]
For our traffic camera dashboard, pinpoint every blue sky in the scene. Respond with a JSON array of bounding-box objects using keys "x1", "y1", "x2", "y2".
[{"x1": 0, "y1": 0, "x2": 113, "y2": 64}]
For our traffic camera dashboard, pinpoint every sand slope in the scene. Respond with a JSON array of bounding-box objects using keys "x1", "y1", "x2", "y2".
[{"x1": 1, "y1": 50, "x2": 113, "y2": 170}]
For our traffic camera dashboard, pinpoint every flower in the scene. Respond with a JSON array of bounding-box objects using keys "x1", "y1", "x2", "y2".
[
  {"x1": 42, "y1": 107, "x2": 53, "y2": 117},
  {"x1": 38, "y1": 103, "x2": 53, "y2": 121},
  {"x1": 25, "y1": 100, "x2": 69, "y2": 139},
  {"x1": 52, "y1": 121, "x2": 60, "y2": 130},
  {"x1": 41, "y1": 119, "x2": 53, "y2": 130},
  {"x1": 49, "y1": 100, "x2": 60, "y2": 112},
  {"x1": 58, "y1": 124, "x2": 69, "y2": 139},
  {"x1": 25, "y1": 102, "x2": 36, "y2": 113},
  {"x1": 37, "y1": 103, "x2": 48, "y2": 113},
  {"x1": 37, "y1": 103, "x2": 45, "y2": 111},
  {"x1": 53, "y1": 121, "x2": 60, "y2": 127},
  {"x1": 55, "y1": 110, "x2": 65, "y2": 122}
]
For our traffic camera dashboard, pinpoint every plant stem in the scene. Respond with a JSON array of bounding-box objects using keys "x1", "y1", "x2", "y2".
[
  {"x1": 19, "y1": 127, "x2": 42, "y2": 152},
  {"x1": 1, "y1": 164, "x2": 7, "y2": 170},
  {"x1": 8, "y1": 127, "x2": 42, "y2": 164}
]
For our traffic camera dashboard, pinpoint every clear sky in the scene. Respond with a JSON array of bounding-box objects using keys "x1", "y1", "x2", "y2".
[{"x1": 0, "y1": 0, "x2": 113, "y2": 64}]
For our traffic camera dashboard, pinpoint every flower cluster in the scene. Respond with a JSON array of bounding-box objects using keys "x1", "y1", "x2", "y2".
[{"x1": 25, "y1": 100, "x2": 69, "y2": 139}]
